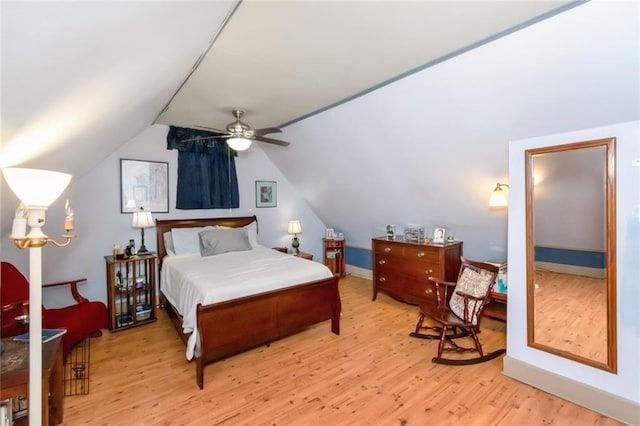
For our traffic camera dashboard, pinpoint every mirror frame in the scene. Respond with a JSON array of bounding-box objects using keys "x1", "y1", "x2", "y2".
[{"x1": 525, "y1": 137, "x2": 617, "y2": 373}]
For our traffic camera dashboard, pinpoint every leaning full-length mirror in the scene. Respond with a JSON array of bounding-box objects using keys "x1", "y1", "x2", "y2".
[{"x1": 526, "y1": 138, "x2": 616, "y2": 373}]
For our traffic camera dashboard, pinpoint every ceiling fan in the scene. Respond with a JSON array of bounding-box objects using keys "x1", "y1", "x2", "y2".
[{"x1": 185, "y1": 109, "x2": 290, "y2": 151}]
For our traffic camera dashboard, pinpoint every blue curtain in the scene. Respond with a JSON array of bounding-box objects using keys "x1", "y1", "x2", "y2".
[{"x1": 167, "y1": 126, "x2": 239, "y2": 209}]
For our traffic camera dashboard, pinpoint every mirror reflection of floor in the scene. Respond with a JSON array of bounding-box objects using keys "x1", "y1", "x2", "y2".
[{"x1": 533, "y1": 269, "x2": 607, "y2": 365}]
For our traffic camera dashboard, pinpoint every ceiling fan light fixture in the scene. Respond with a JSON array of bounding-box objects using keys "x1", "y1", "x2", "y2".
[{"x1": 227, "y1": 137, "x2": 252, "y2": 151}]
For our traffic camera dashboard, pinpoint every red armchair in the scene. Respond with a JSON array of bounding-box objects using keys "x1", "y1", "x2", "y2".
[{"x1": 1, "y1": 261, "x2": 108, "y2": 360}]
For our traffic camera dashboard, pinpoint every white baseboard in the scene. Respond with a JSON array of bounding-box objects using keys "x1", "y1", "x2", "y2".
[
  {"x1": 345, "y1": 265, "x2": 372, "y2": 280},
  {"x1": 535, "y1": 261, "x2": 605, "y2": 279},
  {"x1": 502, "y1": 356, "x2": 639, "y2": 424}
]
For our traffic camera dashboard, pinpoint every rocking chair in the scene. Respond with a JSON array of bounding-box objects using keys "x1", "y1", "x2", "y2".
[{"x1": 409, "y1": 256, "x2": 505, "y2": 365}]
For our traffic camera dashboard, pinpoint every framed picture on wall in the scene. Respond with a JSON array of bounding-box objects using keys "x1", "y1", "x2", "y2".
[
  {"x1": 433, "y1": 227, "x2": 447, "y2": 244},
  {"x1": 120, "y1": 159, "x2": 169, "y2": 213},
  {"x1": 256, "y1": 181, "x2": 277, "y2": 208}
]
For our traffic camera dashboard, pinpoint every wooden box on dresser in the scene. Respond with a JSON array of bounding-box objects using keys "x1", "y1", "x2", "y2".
[{"x1": 372, "y1": 236, "x2": 463, "y2": 305}]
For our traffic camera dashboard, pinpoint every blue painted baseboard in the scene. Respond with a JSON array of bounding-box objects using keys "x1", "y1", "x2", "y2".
[
  {"x1": 345, "y1": 246, "x2": 372, "y2": 270},
  {"x1": 534, "y1": 246, "x2": 605, "y2": 269}
]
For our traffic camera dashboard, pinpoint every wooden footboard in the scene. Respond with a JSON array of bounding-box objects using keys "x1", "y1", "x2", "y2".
[{"x1": 195, "y1": 275, "x2": 341, "y2": 389}]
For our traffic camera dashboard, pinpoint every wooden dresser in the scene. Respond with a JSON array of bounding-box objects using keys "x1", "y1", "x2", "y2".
[{"x1": 372, "y1": 236, "x2": 463, "y2": 305}]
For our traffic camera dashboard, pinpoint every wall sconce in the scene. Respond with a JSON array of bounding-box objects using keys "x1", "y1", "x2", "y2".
[
  {"x1": 489, "y1": 182, "x2": 510, "y2": 207},
  {"x1": 132, "y1": 207, "x2": 154, "y2": 253},
  {"x1": 227, "y1": 137, "x2": 252, "y2": 151},
  {"x1": 288, "y1": 220, "x2": 302, "y2": 254},
  {"x1": 2, "y1": 167, "x2": 74, "y2": 426}
]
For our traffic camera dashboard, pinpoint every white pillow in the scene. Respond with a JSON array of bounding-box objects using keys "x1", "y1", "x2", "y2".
[
  {"x1": 244, "y1": 221, "x2": 260, "y2": 248},
  {"x1": 171, "y1": 226, "x2": 215, "y2": 255},
  {"x1": 163, "y1": 231, "x2": 175, "y2": 256}
]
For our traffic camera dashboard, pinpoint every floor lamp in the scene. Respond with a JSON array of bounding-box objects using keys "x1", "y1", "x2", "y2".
[{"x1": 2, "y1": 168, "x2": 74, "y2": 426}]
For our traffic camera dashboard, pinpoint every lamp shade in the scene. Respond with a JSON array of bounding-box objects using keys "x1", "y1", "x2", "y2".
[
  {"x1": 132, "y1": 211, "x2": 154, "y2": 228},
  {"x1": 489, "y1": 183, "x2": 509, "y2": 207},
  {"x1": 288, "y1": 220, "x2": 302, "y2": 235},
  {"x1": 227, "y1": 137, "x2": 252, "y2": 151},
  {"x1": 3, "y1": 168, "x2": 72, "y2": 207}
]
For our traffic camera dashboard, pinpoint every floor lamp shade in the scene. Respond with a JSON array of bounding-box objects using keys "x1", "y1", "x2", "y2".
[{"x1": 2, "y1": 168, "x2": 72, "y2": 207}]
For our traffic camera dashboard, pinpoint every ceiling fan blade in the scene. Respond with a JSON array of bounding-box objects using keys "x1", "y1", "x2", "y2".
[
  {"x1": 254, "y1": 135, "x2": 290, "y2": 147},
  {"x1": 253, "y1": 127, "x2": 282, "y2": 136}
]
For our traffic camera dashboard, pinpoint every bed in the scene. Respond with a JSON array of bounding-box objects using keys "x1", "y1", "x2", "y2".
[{"x1": 155, "y1": 216, "x2": 341, "y2": 389}]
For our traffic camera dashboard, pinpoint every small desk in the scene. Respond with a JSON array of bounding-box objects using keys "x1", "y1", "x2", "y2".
[
  {"x1": 0, "y1": 336, "x2": 64, "y2": 425},
  {"x1": 484, "y1": 292, "x2": 507, "y2": 321}
]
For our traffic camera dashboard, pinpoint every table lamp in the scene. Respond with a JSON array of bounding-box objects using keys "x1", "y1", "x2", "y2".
[
  {"x1": 132, "y1": 207, "x2": 154, "y2": 253},
  {"x1": 288, "y1": 220, "x2": 302, "y2": 254}
]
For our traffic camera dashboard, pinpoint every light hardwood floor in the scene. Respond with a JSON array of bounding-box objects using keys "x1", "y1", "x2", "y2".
[
  {"x1": 533, "y1": 269, "x2": 608, "y2": 364},
  {"x1": 62, "y1": 276, "x2": 620, "y2": 425}
]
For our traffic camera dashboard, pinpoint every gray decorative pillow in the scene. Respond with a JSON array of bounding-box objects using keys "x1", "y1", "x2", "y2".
[
  {"x1": 449, "y1": 266, "x2": 495, "y2": 325},
  {"x1": 198, "y1": 228, "x2": 252, "y2": 257}
]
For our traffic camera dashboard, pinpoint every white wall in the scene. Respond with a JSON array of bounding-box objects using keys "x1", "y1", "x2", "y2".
[
  {"x1": 264, "y1": 0, "x2": 639, "y2": 265},
  {"x1": 533, "y1": 148, "x2": 606, "y2": 250},
  {"x1": 507, "y1": 121, "x2": 640, "y2": 404},
  {"x1": 1, "y1": 124, "x2": 327, "y2": 308}
]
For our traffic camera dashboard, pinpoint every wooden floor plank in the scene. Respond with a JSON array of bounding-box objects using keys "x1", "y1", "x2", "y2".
[{"x1": 61, "y1": 275, "x2": 620, "y2": 425}]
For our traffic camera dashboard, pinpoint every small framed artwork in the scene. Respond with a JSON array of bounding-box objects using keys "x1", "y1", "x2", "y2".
[
  {"x1": 120, "y1": 159, "x2": 169, "y2": 213},
  {"x1": 325, "y1": 228, "x2": 335, "y2": 239},
  {"x1": 256, "y1": 181, "x2": 277, "y2": 208},
  {"x1": 433, "y1": 227, "x2": 447, "y2": 244}
]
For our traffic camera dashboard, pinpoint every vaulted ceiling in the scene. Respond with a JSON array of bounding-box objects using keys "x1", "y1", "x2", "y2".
[
  {"x1": 155, "y1": 1, "x2": 576, "y2": 132},
  {"x1": 1, "y1": 0, "x2": 576, "y2": 176}
]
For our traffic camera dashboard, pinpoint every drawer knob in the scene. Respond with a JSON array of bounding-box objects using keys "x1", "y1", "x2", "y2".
[
  {"x1": 378, "y1": 259, "x2": 385, "y2": 265},
  {"x1": 426, "y1": 288, "x2": 433, "y2": 294},
  {"x1": 384, "y1": 247, "x2": 391, "y2": 253},
  {"x1": 425, "y1": 269, "x2": 433, "y2": 274},
  {"x1": 379, "y1": 277, "x2": 386, "y2": 282},
  {"x1": 417, "y1": 252, "x2": 425, "y2": 258}
]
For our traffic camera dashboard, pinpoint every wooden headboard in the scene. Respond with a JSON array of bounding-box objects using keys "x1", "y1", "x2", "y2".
[{"x1": 155, "y1": 216, "x2": 258, "y2": 269}]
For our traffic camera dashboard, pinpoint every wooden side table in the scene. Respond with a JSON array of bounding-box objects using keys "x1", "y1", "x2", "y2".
[
  {"x1": 0, "y1": 336, "x2": 64, "y2": 425},
  {"x1": 323, "y1": 238, "x2": 346, "y2": 277},
  {"x1": 294, "y1": 251, "x2": 313, "y2": 260},
  {"x1": 104, "y1": 254, "x2": 157, "y2": 331}
]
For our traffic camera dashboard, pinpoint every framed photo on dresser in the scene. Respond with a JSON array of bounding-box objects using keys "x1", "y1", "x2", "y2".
[{"x1": 433, "y1": 227, "x2": 446, "y2": 244}]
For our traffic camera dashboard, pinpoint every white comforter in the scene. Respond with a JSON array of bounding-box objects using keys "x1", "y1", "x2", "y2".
[{"x1": 160, "y1": 247, "x2": 334, "y2": 359}]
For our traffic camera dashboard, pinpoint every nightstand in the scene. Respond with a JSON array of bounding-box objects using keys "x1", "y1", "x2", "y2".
[
  {"x1": 294, "y1": 251, "x2": 313, "y2": 260},
  {"x1": 104, "y1": 254, "x2": 157, "y2": 331},
  {"x1": 323, "y1": 238, "x2": 346, "y2": 277}
]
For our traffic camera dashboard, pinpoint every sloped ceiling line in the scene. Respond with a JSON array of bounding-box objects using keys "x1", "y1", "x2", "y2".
[
  {"x1": 152, "y1": 0, "x2": 242, "y2": 124},
  {"x1": 278, "y1": 0, "x2": 587, "y2": 128}
]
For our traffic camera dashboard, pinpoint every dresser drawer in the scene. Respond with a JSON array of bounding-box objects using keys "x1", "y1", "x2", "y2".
[
  {"x1": 376, "y1": 255, "x2": 440, "y2": 279},
  {"x1": 403, "y1": 246, "x2": 439, "y2": 263},
  {"x1": 374, "y1": 273, "x2": 437, "y2": 304},
  {"x1": 403, "y1": 260, "x2": 441, "y2": 279},
  {"x1": 374, "y1": 241, "x2": 402, "y2": 256}
]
